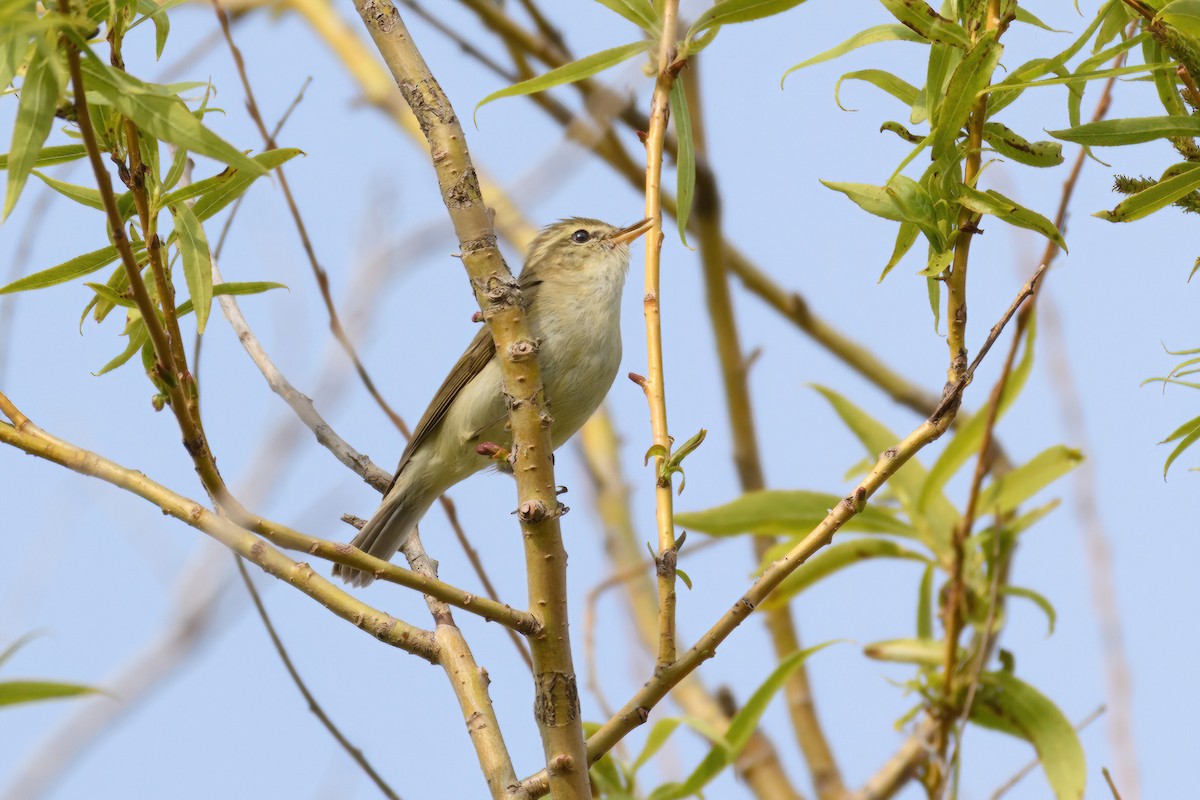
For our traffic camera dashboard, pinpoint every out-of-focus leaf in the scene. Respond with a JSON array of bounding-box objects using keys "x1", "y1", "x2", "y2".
[
  {"x1": 920, "y1": 312, "x2": 1037, "y2": 508},
  {"x1": 4, "y1": 45, "x2": 61, "y2": 219},
  {"x1": 783, "y1": 25, "x2": 925, "y2": 85},
  {"x1": 676, "y1": 489, "x2": 914, "y2": 538},
  {"x1": 956, "y1": 185, "x2": 1066, "y2": 250},
  {"x1": 475, "y1": 42, "x2": 649, "y2": 117},
  {"x1": 0, "y1": 680, "x2": 100, "y2": 707},
  {"x1": 878, "y1": 0, "x2": 971, "y2": 49},
  {"x1": 0, "y1": 242, "x2": 145, "y2": 295},
  {"x1": 1002, "y1": 585, "x2": 1057, "y2": 635},
  {"x1": 169, "y1": 201, "x2": 213, "y2": 333},
  {"x1": 650, "y1": 643, "x2": 835, "y2": 800},
  {"x1": 1159, "y1": 0, "x2": 1200, "y2": 40},
  {"x1": 836, "y1": 70, "x2": 920, "y2": 110},
  {"x1": 632, "y1": 716, "x2": 730, "y2": 773},
  {"x1": 669, "y1": 81, "x2": 694, "y2": 246},
  {"x1": 977, "y1": 445, "x2": 1083, "y2": 516},
  {"x1": 982, "y1": 122, "x2": 1063, "y2": 167},
  {"x1": 761, "y1": 539, "x2": 931, "y2": 610},
  {"x1": 592, "y1": 0, "x2": 658, "y2": 30},
  {"x1": 969, "y1": 671, "x2": 1086, "y2": 800},
  {"x1": 0, "y1": 144, "x2": 87, "y2": 170},
  {"x1": 0, "y1": 632, "x2": 42, "y2": 670},
  {"x1": 916, "y1": 564, "x2": 934, "y2": 639},
  {"x1": 687, "y1": 0, "x2": 809, "y2": 40},
  {"x1": 79, "y1": 56, "x2": 265, "y2": 177},
  {"x1": 1161, "y1": 413, "x2": 1200, "y2": 476},
  {"x1": 1050, "y1": 116, "x2": 1200, "y2": 147},
  {"x1": 931, "y1": 32, "x2": 1002, "y2": 159},
  {"x1": 1095, "y1": 162, "x2": 1200, "y2": 222},
  {"x1": 863, "y1": 637, "x2": 952, "y2": 665}
]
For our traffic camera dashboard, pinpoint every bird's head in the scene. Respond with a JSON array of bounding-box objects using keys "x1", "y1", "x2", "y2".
[{"x1": 523, "y1": 217, "x2": 655, "y2": 281}]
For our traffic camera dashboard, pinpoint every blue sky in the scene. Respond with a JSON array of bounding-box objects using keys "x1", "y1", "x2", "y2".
[{"x1": 1, "y1": 3, "x2": 1196, "y2": 799}]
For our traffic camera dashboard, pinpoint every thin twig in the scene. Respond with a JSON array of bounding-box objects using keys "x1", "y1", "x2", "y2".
[{"x1": 234, "y1": 555, "x2": 402, "y2": 800}]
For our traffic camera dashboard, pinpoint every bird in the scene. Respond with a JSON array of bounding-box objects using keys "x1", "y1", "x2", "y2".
[{"x1": 334, "y1": 216, "x2": 655, "y2": 586}]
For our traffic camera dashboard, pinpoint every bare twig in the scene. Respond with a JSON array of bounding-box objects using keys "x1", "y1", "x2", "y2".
[{"x1": 234, "y1": 556, "x2": 402, "y2": 800}]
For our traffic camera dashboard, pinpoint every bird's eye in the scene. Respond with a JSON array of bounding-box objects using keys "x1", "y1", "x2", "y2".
[{"x1": 571, "y1": 229, "x2": 591, "y2": 243}]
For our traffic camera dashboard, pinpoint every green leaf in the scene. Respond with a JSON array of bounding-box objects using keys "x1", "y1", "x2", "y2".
[
  {"x1": 669, "y1": 81, "x2": 695, "y2": 246},
  {"x1": 4, "y1": 45, "x2": 62, "y2": 219},
  {"x1": 878, "y1": 0, "x2": 972, "y2": 49},
  {"x1": 1014, "y1": 6, "x2": 1065, "y2": 32},
  {"x1": 177, "y1": 280, "x2": 287, "y2": 316},
  {"x1": 956, "y1": 185, "x2": 1066, "y2": 250},
  {"x1": 920, "y1": 312, "x2": 1037, "y2": 509},
  {"x1": 1159, "y1": 0, "x2": 1200, "y2": 40},
  {"x1": 96, "y1": 317, "x2": 148, "y2": 376},
  {"x1": 886, "y1": 174, "x2": 945, "y2": 251},
  {"x1": 783, "y1": 25, "x2": 925, "y2": 85},
  {"x1": 0, "y1": 144, "x2": 87, "y2": 170},
  {"x1": 761, "y1": 538, "x2": 931, "y2": 610},
  {"x1": 821, "y1": 180, "x2": 903, "y2": 221},
  {"x1": 475, "y1": 42, "x2": 649, "y2": 119},
  {"x1": 969, "y1": 671, "x2": 1086, "y2": 800},
  {"x1": 881, "y1": 220, "x2": 920, "y2": 280},
  {"x1": 84, "y1": 281, "x2": 135, "y2": 309},
  {"x1": 1096, "y1": 162, "x2": 1200, "y2": 222},
  {"x1": 930, "y1": 32, "x2": 1003, "y2": 160},
  {"x1": 187, "y1": 148, "x2": 302, "y2": 222},
  {"x1": 169, "y1": 202, "x2": 213, "y2": 333},
  {"x1": 863, "y1": 637, "x2": 951, "y2": 665},
  {"x1": 0, "y1": 632, "x2": 43, "y2": 670},
  {"x1": 977, "y1": 445, "x2": 1084, "y2": 517},
  {"x1": 652, "y1": 643, "x2": 836, "y2": 800},
  {"x1": 676, "y1": 489, "x2": 915, "y2": 538},
  {"x1": 1003, "y1": 585, "x2": 1057, "y2": 635},
  {"x1": 687, "y1": 0, "x2": 809, "y2": 40},
  {"x1": 31, "y1": 169, "x2": 137, "y2": 218},
  {"x1": 836, "y1": 70, "x2": 920, "y2": 110},
  {"x1": 916, "y1": 564, "x2": 934, "y2": 639},
  {"x1": 982, "y1": 122, "x2": 1064, "y2": 167},
  {"x1": 592, "y1": 0, "x2": 658, "y2": 30},
  {"x1": 632, "y1": 716, "x2": 730, "y2": 773},
  {"x1": 1161, "y1": 413, "x2": 1200, "y2": 477},
  {"x1": 0, "y1": 680, "x2": 100, "y2": 707},
  {"x1": 79, "y1": 56, "x2": 265, "y2": 177},
  {"x1": 0, "y1": 242, "x2": 146, "y2": 295},
  {"x1": 1050, "y1": 115, "x2": 1200, "y2": 146}
]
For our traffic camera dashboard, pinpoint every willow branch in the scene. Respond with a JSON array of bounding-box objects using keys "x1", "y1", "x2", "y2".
[
  {"x1": 685, "y1": 67, "x2": 844, "y2": 798},
  {"x1": 0, "y1": 400, "x2": 437, "y2": 662},
  {"x1": 347, "y1": 4, "x2": 589, "y2": 796},
  {"x1": 521, "y1": 263, "x2": 1047, "y2": 797},
  {"x1": 578, "y1": 412, "x2": 804, "y2": 800},
  {"x1": 234, "y1": 556, "x2": 402, "y2": 800}
]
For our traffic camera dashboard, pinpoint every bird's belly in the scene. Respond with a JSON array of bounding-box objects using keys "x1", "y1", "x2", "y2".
[{"x1": 540, "y1": 322, "x2": 621, "y2": 447}]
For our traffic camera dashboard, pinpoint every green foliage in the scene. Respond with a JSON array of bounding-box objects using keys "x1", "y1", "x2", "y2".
[{"x1": 0, "y1": 634, "x2": 101, "y2": 710}]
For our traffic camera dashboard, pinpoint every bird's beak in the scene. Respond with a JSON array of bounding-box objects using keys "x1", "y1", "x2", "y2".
[{"x1": 609, "y1": 217, "x2": 655, "y2": 244}]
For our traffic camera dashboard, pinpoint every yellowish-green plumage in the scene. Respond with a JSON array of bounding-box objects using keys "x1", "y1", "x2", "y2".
[{"x1": 335, "y1": 217, "x2": 653, "y2": 586}]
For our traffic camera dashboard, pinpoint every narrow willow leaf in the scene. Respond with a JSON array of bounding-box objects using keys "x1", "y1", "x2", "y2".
[
  {"x1": 887, "y1": 174, "x2": 944, "y2": 250},
  {"x1": 687, "y1": 0, "x2": 809, "y2": 40},
  {"x1": 79, "y1": 56, "x2": 265, "y2": 177},
  {"x1": 0, "y1": 680, "x2": 99, "y2": 707},
  {"x1": 0, "y1": 632, "x2": 42, "y2": 670},
  {"x1": 0, "y1": 242, "x2": 146, "y2": 295},
  {"x1": 676, "y1": 489, "x2": 913, "y2": 537},
  {"x1": 4, "y1": 46, "x2": 61, "y2": 219},
  {"x1": 1162, "y1": 414, "x2": 1200, "y2": 476},
  {"x1": 836, "y1": 70, "x2": 920, "y2": 110},
  {"x1": 977, "y1": 445, "x2": 1084, "y2": 516},
  {"x1": 916, "y1": 564, "x2": 934, "y2": 638},
  {"x1": 1159, "y1": 0, "x2": 1200, "y2": 41},
  {"x1": 881, "y1": 220, "x2": 920, "y2": 281},
  {"x1": 920, "y1": 312, "x2": 1037, "y2": 508},
  {"x1": 174, "y1": 281, "x2": 287, "y2": 320},
  {"x1": 1003, "y1": 585, "x2": 1057, "y2": 635},
  {"x1": 863, "y1": 638, "x2": 951, "y2": 665},
  {"x1": 878, "y1": 0, "x2": 972, "y2": 49},
  {"x1": 135, "y1": 0, "x2": 172, "y2": 58},
  {"x1": 982, "y1": 122, "x2": 1063, "y2": 167},
  {"x1": 812, "y1": 385, "x2": 958, "y2": 557},
  {"x1": 163, "y1": 145, "x2": 188, "y2": 192},
  {"x1": 988, "y1": 62, "x2": 1170, "y2": 96},
  {"x1": 970, "y1": 672, "x2": 1086, "y2": 800},
  {"x1": 931, "y1": 32, "x2": 1002, "y2": 159},
  {"x1": 0, "y1": 144, "x2": 86, "y2": 170},
  {"x1": 82, "y1": 262, "x2": 133, "y2": 329},
  {"x1": 96, "y1": 319, "x2": 148, "y2": 376},
  {"x1": 633, "y1": 717, "x2": 729, "y2": 773},
  {"x1": 30, "y1": 169, "x2": 137, "y2": 218},
  {"x1": 475, "y1": 42, "x2": 649, "y2": 118},
  {"x1": 924, "y1": 41, "x2": 961, "y2": 131},
  {"x1": 1095, "y1": 162, "x2": 1200, "y2": 222},
  {"x1": 84, "y1": 282, "x2": 135, "y2": 309},
  {"x1": 169, "y1": 202, "x2": 213, "y2": 333},
  {"x1": 926, "y1": 275, "x2": 940, "y2": 332},
  {"x1": 652, "y1": 643, "x2": 836, "y2": 800},
  {"x1": 1051, "y1": 115, "x2": 1200, "y2": 146},
  {"x1": 783, "y1": 24, "x2": 925, "y2": 84},
  {"x1": 1014, "y1": 6, "x2": 1064, "y2": 32},
  {"x1": 1092, "y1": 1, "x2": 1133, "y2": 53},
  {"x1": 761, "y1": 539, "x2": 931, "y2": 610},
  {"x1": 956, "y1": 185, "x2": 1066, "y2": 250},
  {"x1": 189, "y1": 148, "x2": 302, "y2": 222},
  {"x1": 820, "y1": 180, "x2": 903, "y2": 221},
  {"x1": 669, "y1": 81, "x2": 695, "y2": 246},
  {"x1": 592, "y1": 0, "x2": 657, "y2": 30}
]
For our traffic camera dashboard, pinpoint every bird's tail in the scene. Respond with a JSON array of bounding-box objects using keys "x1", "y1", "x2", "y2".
[{"x1": 333, "y1": 469, "x2": 437, "y2": 587}]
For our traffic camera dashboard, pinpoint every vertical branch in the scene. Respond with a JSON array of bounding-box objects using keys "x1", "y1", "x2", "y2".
[
  {"x1": 346, "y1": 5, "x2": 589, "y2": 797},
  {"x1": 684, "y1": 67, "x2": 846, "y2": 799},
  {"x1": 641, "y1": 0, "x2": 681, "y2": 673}
]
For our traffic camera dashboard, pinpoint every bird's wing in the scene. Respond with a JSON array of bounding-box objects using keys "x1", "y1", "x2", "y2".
[{"x1": 389, "y1": 273, "x2": 543, "y2": 490}]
